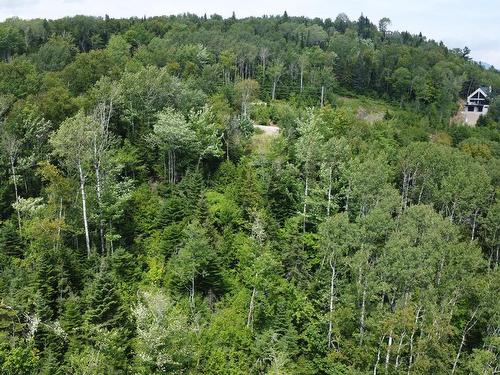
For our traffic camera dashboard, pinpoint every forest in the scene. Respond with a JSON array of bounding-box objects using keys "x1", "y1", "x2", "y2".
[{"x1": 0, "y1": 11, "x2": 499, "y2": 374}]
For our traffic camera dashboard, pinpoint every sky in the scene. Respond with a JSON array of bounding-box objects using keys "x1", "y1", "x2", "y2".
[{"x1": 1, "y1": 0, "x2": 499, "y2": 67}]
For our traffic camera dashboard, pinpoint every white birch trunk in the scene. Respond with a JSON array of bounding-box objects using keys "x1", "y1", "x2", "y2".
[
  {"x1": 385, "y1": 332, "x2": 393, "y2": 372},
  {"x1": 471, "y1": 208, "x2": 479, "y2": 241},
  {"x1": 303, "y1": 175, "x2": 308, "y2": 235},
  {"x1": 247, "y1": 286, "x2": 257, "y2": 329},
  {"x1": 190, "y1": 274, "x2": 195, "y2": 311},
  {"x1": 373, "y1": 335, "x2": 385, "y2": 375},
  {"x1": 300, "y1": 68, "x2": 304, "y2": 92},
  {"x1": 402, "y1": 170, "x2": 408, "y2": 209},
  {"x1": 56, "y1": 197, "x2": 63, "y2": 250},
  {"x1": 344, "y1": 179, "x2": 351, "y2": 213},
  {"x1": 94, "y1": 159, "x2": 105, "y2": 255},
  {"x1": 9, "y1": 157, "x2": 21, "y2": 230},
  {"x1": 359, "y1": 278, "x2": 367, "y2": 345},
  {"x1": 407, "y1": 306, "x2": 422, "y2": 375},
  {"x1": 327, "y1": 258, "x2": 336, "y2": 349},
  {"x1": 451, "y1": 308, "x2": 478, "y2": 375},
  {"x1": 327, "y1": 166, "x2": 333, "y2": 217},
  {"x1": 78, "y1": 161, "x2": 91, "y2": 258},
  {"x1": 395, "y1": 331, "x2": 406, "y2": 369}
]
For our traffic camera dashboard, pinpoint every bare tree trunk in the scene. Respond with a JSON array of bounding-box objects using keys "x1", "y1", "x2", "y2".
[
  {"x1": 321, "y1": 85, "x2": 325, "y2": 107},
  {"x1": 385, "y1": 332, "x2": 393, "y2": 372},
  {"x1": 328, "y1": 258, "x2": 336, "y2": 349},
  {"x1": 78, "y1": 161, "x2": 91, "y2": 258},
  {"x1": 247, "y1": 286, "x2": 257, "y2": 329},
  {"x1": 300, "y1": 67, "x2": 304, "y2": 92},
  {"x1": 163, "y1": 153, "x2": 167, "y2": 180},
  {"x1": 56, "y1": 198, "x2": 63, "y2": 250},
  {"x1": 260, "y1": 51, "x2": 268, "y2": 81},
  {"x1": 94, "y1": 159, "x2": 105, "y2": 255},
  {"x1": 452, "y1": 308, "x2": 478, "y2": 375},
  {"x1": 344, "y1": 180, "x2": 351, "y2": 212},
  {"x1": 272, "y1": 80, "x2": 277, "y2": 100},
  {"x1": 108, "y1": 220, "x2": 114, "y2": 254},
  {"x1": 373, "y1": 335, "x2": 386, "y2": 375},
  {"x1": 402, "y1": 170, "x2": 408, "y2": 209},
  {"x1": 169, "y1": 150, "x2": 173, "y2": 184},
  {"x1": 168, "y1": 150, "x2": 176, "y2": 184},
  {"x1": 9, "y1": 157, "x2": 21, "y2": 230},
  {"x1": 417, "y1": 176, "x2": 425, "y2": 204},
  {"x1": 449, "y1": 200, "x2": 457, "y2": 223},
  {"x1": 303, "y1": 175, "x2": 308, "y2": 235},
  {"x1": 471, "y1": 208, "x2": 479, "y2": 241},
  {"x1": 168, "y1": 150, "x2": 172, "y2": 184},
  {"x1": 172, "y1": 151, "x2": 176, "y2": 184},
  {"x1": 407, "y1": 306, "x2": 422, "y2": 375},
  {"x1": 190, "y1": 274, "x2": 195, "y2": 311},
  {"x1": 435, "y1": 254, "x2": 446, "y2": 287},
  {"x1": 327, "y1": 166, "x2": 333, "y2": 217},
  {"x1": 395, "y1": 331, "x2": 406, "y2": 369},
  {"x1": 359, "y1": 278, "x2": 367, "y2": 345}
]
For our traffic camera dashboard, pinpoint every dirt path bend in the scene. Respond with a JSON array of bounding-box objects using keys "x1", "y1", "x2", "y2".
[{"x1": 254, "y1": 124, "x2": 280, "y2": 135}]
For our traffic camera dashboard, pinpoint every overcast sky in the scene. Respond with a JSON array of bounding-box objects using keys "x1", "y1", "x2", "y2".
[{"x1": 1, "y1": 0, "x2": 499, "y2": 67}]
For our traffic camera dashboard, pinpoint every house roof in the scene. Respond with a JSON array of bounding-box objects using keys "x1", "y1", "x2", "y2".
[
  {"x1": 468, "y1": 87, "x2": 490, "y2": 101},
  {"x1": 479, "y1": 86, "x2": 491, "y2": 95}
]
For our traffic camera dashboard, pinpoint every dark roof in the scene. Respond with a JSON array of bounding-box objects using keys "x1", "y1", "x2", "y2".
[{"x1": 479, "y1": 86, "x2": 491, "y2": 96}]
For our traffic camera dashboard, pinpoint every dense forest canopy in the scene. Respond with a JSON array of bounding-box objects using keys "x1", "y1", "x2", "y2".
[{"x1": 0, "y1": 12, "x2": 499, "y2": 374}]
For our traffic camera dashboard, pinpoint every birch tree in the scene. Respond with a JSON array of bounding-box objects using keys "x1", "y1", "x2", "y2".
[
  {"x1": 320, "y1": 137, "x2": 350, "y2": 217},
  {"x1": 318, "y1": 213, "x2": 356, "y2": 350},
  {"x1": 298, "y1": 53, "x2": 309, "y2": 92},
  {"x1": 296, "y1": 109, "x2": 324, "y2": 234},
  {"x1": 1, "y1": 110, "x2": 51, "y2": 230},
  {"x1": 259, "y1": 47, "x2": 270, "y2": 81},
  {"x1": 167, "y1": 220, "x2": 215, "y2": 313},
  {"x1": 1, "y1": 130, "x2": 22, "y2": 229},
  {"x1": 147, "y1": 108, "x2": 196, "y2": 184},
  {"x1": 50, "y1": 110, "x2": 93, "y2": 257},
  {"x1": 234, "y1": 79, "x2": 259, "y2": 117},
  {"x1": 189, "y1": 105, "x2": 224, "y2": 169},
  {"x1": 89, "y1": 78, "x2": 119, "y2": 254},
  {"x1": 133, "y1": 289, "x2": 194, "y2": 373},
  {"x1": 268, "y1": 60, "x2": 284, "y2": 100}
]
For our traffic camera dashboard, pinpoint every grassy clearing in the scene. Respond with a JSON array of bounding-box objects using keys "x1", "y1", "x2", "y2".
[
  {"x1": 250, "y1": 127, "x2": 275, "y2": 154},
  {"x1": 336, "y1": 96, "x2": 390, "y2": 123}
]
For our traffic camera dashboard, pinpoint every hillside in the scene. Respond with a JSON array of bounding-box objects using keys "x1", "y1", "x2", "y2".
[{"x1": 0, "y1": 13, "x2": 499, "y2": 374}]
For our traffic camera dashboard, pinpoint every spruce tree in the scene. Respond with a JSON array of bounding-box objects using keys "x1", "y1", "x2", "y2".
[{"x1": 85, "y1": 261, "x2": 126, "y2": 330}]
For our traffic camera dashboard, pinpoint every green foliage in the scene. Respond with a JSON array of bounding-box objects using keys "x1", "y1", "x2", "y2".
[
  {"x1": 85, "y1": 261, "x2": 128, "y2": 330},
  {"x1": 132, "y1": 289, "x2": 194, "y2": 373},
  {"x1": 0, "y1": 58, "x2": 39, "y2": 98},
  {"x1": 33, "y1": 36, "x2": 76, "y2": 72},
  {"x1": 0, "y1": 342, "x2": 39, "y2": 375},
  {"x1": 0, "y1": 12, "x2": 498, "y2": 375},
  {"x1": 0, "y1": 23, "x2": 25, "y2": 60}
]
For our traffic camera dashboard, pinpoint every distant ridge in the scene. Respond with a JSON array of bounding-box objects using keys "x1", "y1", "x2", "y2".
[{"x1": 479, "y1": 61, "x2": 493, "y2": 69}]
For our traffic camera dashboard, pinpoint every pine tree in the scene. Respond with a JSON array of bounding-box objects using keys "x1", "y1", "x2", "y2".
[
  {"x1": 85, "y1": 261, "x2": 126, "y2": 329},
  {"x1": 35, "y1": 251, "x2": 57, "y2": 322},
  {"x1": 0, "y1": 220, "x2": 23, "y2": 257}
]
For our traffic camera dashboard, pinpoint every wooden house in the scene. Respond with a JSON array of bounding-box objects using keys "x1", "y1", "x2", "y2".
[{"x1": 465, "y1": 86, "x2": 491, "y2": 114}]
